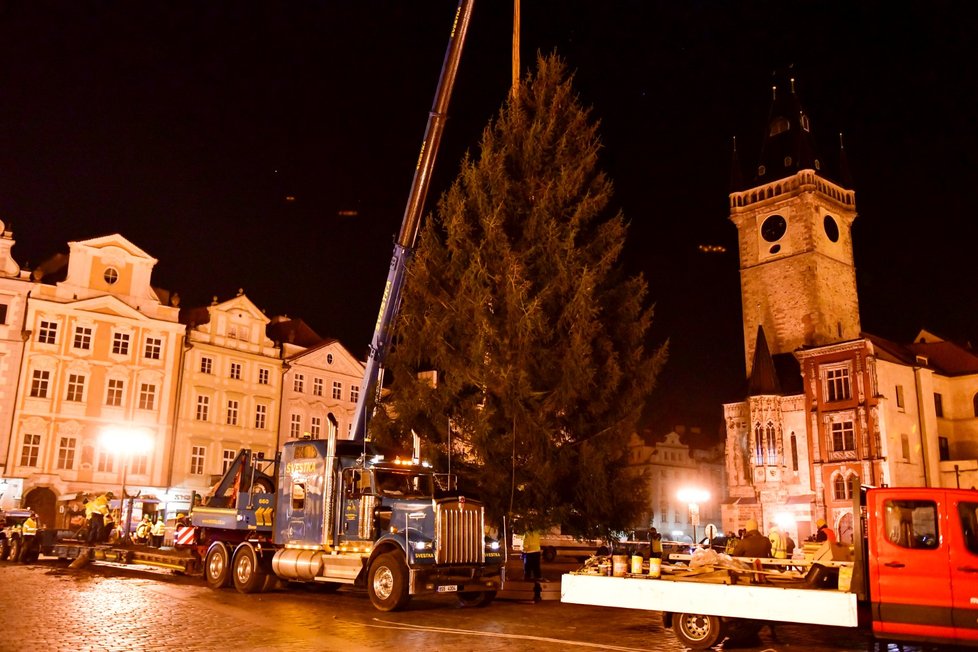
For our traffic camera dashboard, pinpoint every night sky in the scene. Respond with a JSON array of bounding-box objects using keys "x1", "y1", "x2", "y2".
[{"x1": 2, "y1": 2, "x2": 976, "y2": 444}]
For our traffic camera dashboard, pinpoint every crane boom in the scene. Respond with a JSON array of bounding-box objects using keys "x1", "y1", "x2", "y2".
[{"x1": 351, "y1": 0, "x2": 475, "y2": 442}]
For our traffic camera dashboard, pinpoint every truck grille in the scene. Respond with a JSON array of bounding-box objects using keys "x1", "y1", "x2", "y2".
[{"x1": 435, "y1": 499, "x2": 484, "y2": 564}]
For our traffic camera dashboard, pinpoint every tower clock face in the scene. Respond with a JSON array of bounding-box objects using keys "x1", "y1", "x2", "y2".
[
  {"x1": 824, "y1": 215, "x2": 840, "y2": 242},
  {"x1": 760, "y1": 214, "x2": 787, "y2": 242}
]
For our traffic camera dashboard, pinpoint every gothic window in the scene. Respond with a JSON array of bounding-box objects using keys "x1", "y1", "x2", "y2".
[
  {"x1": 765, "y1": 422, "x2": 777, "y2": 465},
  {"x1": 790, "y1": 433, "x2": 799, "y2": 471},
  {"x1": 833, "y1": 474, "x2": 848, "y2": 500},
  {"x1": 754, "y1": 423, "x2": 764, "y2": 465}
]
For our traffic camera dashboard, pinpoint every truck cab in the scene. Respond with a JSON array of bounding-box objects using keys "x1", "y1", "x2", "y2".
[{"x1": 866, "y1": 486, "x2": 978, "y2": 646}]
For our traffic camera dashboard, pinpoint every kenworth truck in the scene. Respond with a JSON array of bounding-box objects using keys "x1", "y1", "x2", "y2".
[
  {"x1": 192, "y1": 431, "x2": 503, "y2": 610},
  {"x1": 562, "y1": 478, "x2": 978, "y2": 648}
]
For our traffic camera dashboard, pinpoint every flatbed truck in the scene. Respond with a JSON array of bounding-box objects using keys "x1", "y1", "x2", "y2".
[{"x1": 561, "y1": 479, "x2": 978, "y2": 649}]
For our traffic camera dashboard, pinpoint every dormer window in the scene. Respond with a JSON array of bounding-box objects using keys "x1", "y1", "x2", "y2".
[{"x1": 103, "y1": 267, "x2": 119, "y2": 285}]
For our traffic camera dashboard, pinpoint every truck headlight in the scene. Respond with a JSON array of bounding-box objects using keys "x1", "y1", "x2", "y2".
[
  {"x1": 489, "y1": 541, "x2": 500, "y2": 551},
  {"x1": 414, "y1": 540, "x2": 432, "y2": 551}
]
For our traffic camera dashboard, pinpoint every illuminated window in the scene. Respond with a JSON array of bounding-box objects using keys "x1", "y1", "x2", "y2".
[
  {"x1": 66, "y1": 374, "x2": 86, "y2": 402},
  {"x1": 112, "y1": 332, "x2": 130, "y2": 356},
  {"x1": 190, "y1": 446, "x2": 205, "y2": 475},
  {"x1": 38, "y1": 320, "x2": 58, "y2": 344},
  {"x1": 106, "y1": 379, "x2": 124, "y2": 406},
  {"x1": 57, "y1": 437, "x2": 76, "y2": 470},
  {"x1": 223, "y1": 449, "x2": 236, "y2": 474},
  {"x1": 30, "y1": 370, "x2": 51, "y2": 398},
  {"x1": 138, "y1": 383, "x2": 157, "y2": 410},
  {"x1": 144, "y1": 337, "x2": 162, "y2": 360},
  {"x1": 196, "y1": 395, "x2": 210, "y2": 421},
  {"x1": 831, "y1": 421, "x2": 855, "y2": 452},
  {"x1": 73, "y1": 326, "x2": 93, "y2": 350},
  {"x1": 97, "y1": 449, "x2": 113, "y2": 473},
  {"x1": 131, "y1": 453, "x2": 148, "y2": 475},
  {"x1": 227, "y1": 400, "x2": 239, "y2": 426},
  {"x1": 824, "y1": 366, "x2": 851, "y2": 402},
  {"x1": 20, "y1": 433, "x2": 41, "y2": 467}
]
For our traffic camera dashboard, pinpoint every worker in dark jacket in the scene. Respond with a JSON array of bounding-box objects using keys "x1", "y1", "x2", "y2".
[{"x1": 732, "y1": 519, "x2": 772, "y2": 558}]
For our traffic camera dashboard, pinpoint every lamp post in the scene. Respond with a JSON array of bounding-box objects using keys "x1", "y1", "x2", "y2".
[
  {"x1": 101, "y1": 427, "x2": 153, "y2": 544},
  {"x1": 677, "y1": 488, "x2": 710, "y2": 546}
]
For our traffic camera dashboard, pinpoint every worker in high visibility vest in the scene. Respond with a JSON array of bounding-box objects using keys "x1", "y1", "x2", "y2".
[
  {"x1": 150, "y1": 515, "x2": 166, "y2": 548},
  {"x1": 768, "y1": 523, "x2": 787, "y2": 559},
  {"x1": 22, "y1": 512, "x2": 38, "y2": 537}
]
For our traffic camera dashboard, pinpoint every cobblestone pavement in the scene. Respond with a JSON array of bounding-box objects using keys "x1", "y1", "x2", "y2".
[{"x1": 0, "y1": 558, "x2": 952, "y2": 652}]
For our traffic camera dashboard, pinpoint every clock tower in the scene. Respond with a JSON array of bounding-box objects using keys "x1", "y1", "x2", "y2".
[{"x1": 730, "y1": 78, "x2": 860, "y2": 373}]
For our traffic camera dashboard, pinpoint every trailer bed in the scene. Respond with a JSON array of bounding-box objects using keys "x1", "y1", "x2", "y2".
[{"x1": 560, "y1": 573, "x2": 858, "y2": 628}]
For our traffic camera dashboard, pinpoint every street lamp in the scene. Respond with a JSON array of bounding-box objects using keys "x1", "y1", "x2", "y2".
[
  {"x1": 101, "y1": 427, "x2": 153, "y2": 544},
  {"x1": 677, "y1": 488, "x2": 710, "y2": 546}
]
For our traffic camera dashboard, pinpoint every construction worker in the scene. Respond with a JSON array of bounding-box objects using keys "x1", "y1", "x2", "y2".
[
  {"x1": 150, "y1": 514, "x2": 166, "y2": 548},
  {"x1": 22, "y1": 512, "x2": 38, "y2": 538},
  {"x1": 135, "y1": 515, "x2": 152, "y2": 544},
  {"x1": 732, "y1": 519, "x2": 772, "y2": 558},
  {"x1": 768, "y1": 523, "x2": 787, "y2": 559},
  {"x1": 815, "y1": 518, "x2": 837, "y2": 543},
  {"x1": 87, "y1": 494, "x2": 110, "y2": 544}
]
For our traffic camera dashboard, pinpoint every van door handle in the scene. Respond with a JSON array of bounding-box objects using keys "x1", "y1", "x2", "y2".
[
  {"x1": 958, "y1": 566, "x2": 978, "y2": 573},
  {"x1": 884, "y1": 561, "x2": 905, "y2": 568}
]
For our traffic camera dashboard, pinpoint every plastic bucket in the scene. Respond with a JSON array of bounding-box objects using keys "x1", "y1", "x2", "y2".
[
  {"x1": 612, "y1": 555, "x2": 629, "y2": 577},
  {"x1": 649, "y1": 557, "x2": 661, "y2": 578},
  {"x1": 631, "y1": 555, "x2": 643, "y2": 575}
]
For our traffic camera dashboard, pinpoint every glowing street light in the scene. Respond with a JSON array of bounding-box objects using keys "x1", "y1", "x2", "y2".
[
  {"x1": 101, "y1": 427, "x2": 153, "y2": 544},
  {"x1": 677, "y1": 488, "x2": 710, "y2": 545}
]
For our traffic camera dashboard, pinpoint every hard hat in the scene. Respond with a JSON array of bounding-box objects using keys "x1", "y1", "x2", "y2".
[
  {"x1": 177, "y1": 513, "x2": 186, "y2": 518},
  {"x1": 817, "y1": 518, "x2": 827, "y2": 528},
  {"x1": 745, "y1": 519, "x2": 758, "y2": 532}
]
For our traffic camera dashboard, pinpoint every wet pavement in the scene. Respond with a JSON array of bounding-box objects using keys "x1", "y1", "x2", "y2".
[{"x1": 0, "y1": 555, "x2": 958, "y2": 652}]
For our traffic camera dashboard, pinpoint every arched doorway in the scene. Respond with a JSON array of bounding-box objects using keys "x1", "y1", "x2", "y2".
[
  {"x1": 23, "y1": 487, "x2": 57, "y2": 530},
  {"x1": 837, "y1": 512, "x2": 854, "y2": 545}
]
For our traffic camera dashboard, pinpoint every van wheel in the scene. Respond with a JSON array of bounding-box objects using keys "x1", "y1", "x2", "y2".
[
  {"x1": 368, "y1": 552, "x2": 410, "y2": 611},
  {"x1": 672, "y1": 612, "x2": 725, "y2": 649},
  {"x1": 0, "y1": 538, "x2": 9, "y2": 561},
  {"x1": 232, "y1": 544, "x2": 268, "y2": 594},
  {"x1": 8, "y1": 537, "x2": 22, "y2": 563},
  {"x1": 204, "y1": 542, "x2": 232, "y2": 589}
]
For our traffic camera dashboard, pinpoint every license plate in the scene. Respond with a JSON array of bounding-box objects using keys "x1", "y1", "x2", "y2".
[{"x1": 437, "y1": 585, "x2": 459, "y2": 593}]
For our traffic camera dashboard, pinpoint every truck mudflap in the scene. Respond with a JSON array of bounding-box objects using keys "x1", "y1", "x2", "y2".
[
  {"x1": 408, "y1": 564, "x2": 505, "y2": 596},
  {"x1": 560, "y1": 573, "x2": 859, "y2": 628}
]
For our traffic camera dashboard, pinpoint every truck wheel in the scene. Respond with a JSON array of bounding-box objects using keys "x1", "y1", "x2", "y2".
[
  {"x1": 457, "y1": 590, "x2": 495, "y2": 608},
  {"x1": 672, "y1": 612, "x2": 725, "y2": 649},
  {"x1": 232, "y1": 544, "x2": 268, "y2": 594},
  {"x1": 368, "y1": 552, "x2": 410, "y2": 611},
  {"x1": 542, "y1": 546, "x2": 557, "y2": 562},
  {"x1": 204, "y1": 542, "x2": 232, "y2": 589},
  {"x1": 0, "y1": 538, "x2": 9, "y2": 561},
  {"x1": 8, "y1": 537, "x2": 22, "y2": 563}
]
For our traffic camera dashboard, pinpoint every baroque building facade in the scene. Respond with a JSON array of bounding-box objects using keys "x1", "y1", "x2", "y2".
[
  {"x1": 722, "y1": 80, "x2": 978, "y2": 544},
  {"x1": 0, "y1": 232, "x2": 366, "y2": 529}
]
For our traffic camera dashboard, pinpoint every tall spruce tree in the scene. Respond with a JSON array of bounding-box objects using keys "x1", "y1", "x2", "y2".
[{"x1": 373, "y1": 53, "x2": 665, "y2": 536}]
